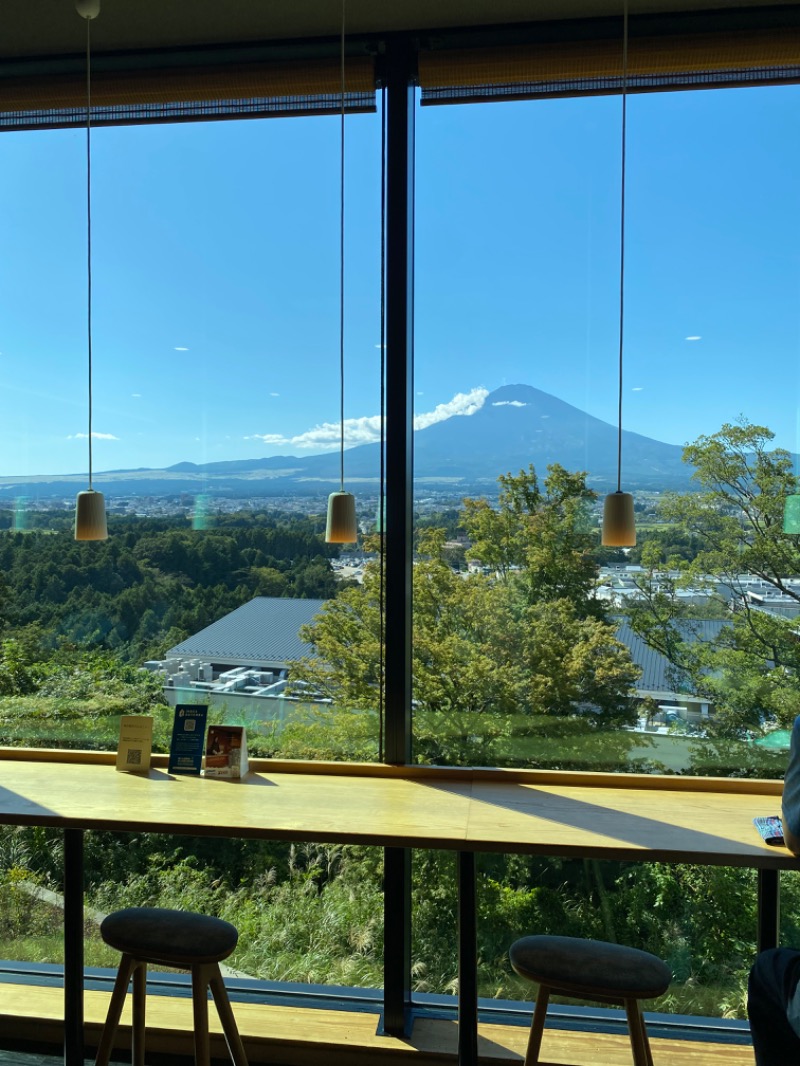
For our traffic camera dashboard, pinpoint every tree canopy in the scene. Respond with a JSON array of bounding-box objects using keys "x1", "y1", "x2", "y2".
[
  {"x1": 0, "y1": 510, "x2": 339, "y2": 663},
  {"x1": 293, "y1": 467, "x2": 639, "y2": 766},
  {"x1": 628, "y1": 421, "x2": 800, "y2": 737}
]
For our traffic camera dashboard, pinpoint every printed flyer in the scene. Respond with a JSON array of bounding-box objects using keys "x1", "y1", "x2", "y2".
[
  {"x1": 168, "y1": 704, "x2": 208, "y2": 775},
  {"x1": 204, "y1": 725, "x2": 249, "y2": 779}
]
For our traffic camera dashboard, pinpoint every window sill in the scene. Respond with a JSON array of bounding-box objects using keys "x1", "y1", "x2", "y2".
[{"x1": 0, "y1": 977, "x2": 753, "y2": 1066}]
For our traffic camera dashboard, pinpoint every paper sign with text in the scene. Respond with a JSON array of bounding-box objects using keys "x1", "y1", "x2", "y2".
[
  {"x1": 116, "y1": 715, "x2": 153, "y2": 773},
  {"x1": 168, "y1": 704, "x2": 208, "y2": 775}
]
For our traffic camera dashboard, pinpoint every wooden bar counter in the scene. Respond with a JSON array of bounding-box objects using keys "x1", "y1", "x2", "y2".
[
  {"x1": 0, "y1": 750, "x2": 796, "y2": 1065},
  {"x1": 0, "y1": 750, "x2": 793, "y2": 866}
]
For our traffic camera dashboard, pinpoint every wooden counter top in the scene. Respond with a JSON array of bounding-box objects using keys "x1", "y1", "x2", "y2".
[{"x1": 0, "y1": 753, "x2": 795, "y2": 868}]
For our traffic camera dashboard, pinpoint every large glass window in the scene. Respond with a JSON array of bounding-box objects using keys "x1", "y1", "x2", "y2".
[
  {"x1": 2, "y1": 27, "x2": 800, "y2": 1034},
  {"x1": 413, "y1": 83, "x2": 800, "y2": 779},
  {"x1": 0, "y1": 106, "x2": 385, "y2": 983},
  {"x1": 0, "y1": 107, "x2": 385, "y2": 762},
  {"x1": 411, "y1": 80, "x2": 800, "y2": 1019}
]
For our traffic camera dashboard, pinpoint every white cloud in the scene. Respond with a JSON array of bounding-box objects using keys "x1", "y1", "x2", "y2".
[
  {"x1": 247, "y1": 433, "x2": 292, "y2": 446},
  {"x1": 492, "y1": 400, "x2": 527, "y2": 408},
  {"x1": 68, "y1": 431, "x2": 119, "y2": 440},
  {"x1": 632, "y1": 386, "x2": 644, "y2": 392},
  {"x1": 174, "y1": 346, "x2": 189, "y2": 351},
  {"x1": 131, "y1": 393, "x2": 141, "y2": 399},
  {"x1": 685, "y1": 335, "x2": 702, "y2": 341},
  {"x1": 245, "y1": 386, "x2": 489, "y2": 451},
  {"x1": 270, "y1": 392, "x2": 280, "y2": 398},
  {"x1": 246, "y1": 416, "x2": 383, "y2": 451},
  {"x1": 413, "y1": 387, "x2": 489, "y2": 430}
]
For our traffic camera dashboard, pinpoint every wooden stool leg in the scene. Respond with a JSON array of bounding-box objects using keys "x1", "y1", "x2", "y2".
[
  {"x1": 192, "y1": 963, "x2": 213, "y2": 1066},
  {"x1": 624, "y1": 998, "x2": 654, "y2": 1066},
  {"x1": 95, "y1": 952, "x2": 136, "y2": 1066},
  {"x1": 524, "y1": 985, "x2": 550, "y2": 1066},
  {"x1": 209, "y1": 964, "x2": 249, "y2": 1066},
  {"x1": 131, "y1": 960, "x2": 147, "y2": 1066}
]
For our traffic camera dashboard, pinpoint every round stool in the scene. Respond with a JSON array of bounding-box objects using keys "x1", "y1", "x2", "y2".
[
  {"x1": 95, "y1": 906, "x2": 249, "y2": 1066},
  {"x1": 509, "y1": 935, "x2": 671, "y2": 1066}
]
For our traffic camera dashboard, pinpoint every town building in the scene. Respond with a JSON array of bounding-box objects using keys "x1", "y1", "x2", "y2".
[{"x1": 144, "y1": 596, "x2": 326, "y2": 717}]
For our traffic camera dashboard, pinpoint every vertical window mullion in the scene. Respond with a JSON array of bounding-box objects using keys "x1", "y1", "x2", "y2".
[{"x1": 381, "y1": 32, "x2": 416, "y2": 1037}]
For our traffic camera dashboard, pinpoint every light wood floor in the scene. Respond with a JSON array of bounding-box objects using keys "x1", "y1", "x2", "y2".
[{"x1": 0, "y1": 983, "x2": 755, "y2": 1066}]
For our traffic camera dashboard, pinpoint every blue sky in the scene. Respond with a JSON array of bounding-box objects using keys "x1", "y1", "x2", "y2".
[{"x1": 1, "y1": 83, "x2": 799, "y2": 476}]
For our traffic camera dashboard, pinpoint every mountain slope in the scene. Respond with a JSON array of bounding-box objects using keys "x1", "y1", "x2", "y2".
[
  {"x1": 412, "y1": 384, "x2": 689, "y2": 487},
  {"x1": 0, "y1": 384, "x2": 694, "y2": 499}
]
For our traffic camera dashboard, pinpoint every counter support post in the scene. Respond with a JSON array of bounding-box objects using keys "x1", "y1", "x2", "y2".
[
  {"x1": 757, "y1": 868, "x2": 780, "y2": 952},
  {"x1": 63, "y1": 827, "x2": 84, "y2": 1066},
  {"x1": 458, "y1": 851, "x2": 478, "y2": 1066},
  {"x1": 383, "y1": 847, "x2": 411, "y2": 1034}
]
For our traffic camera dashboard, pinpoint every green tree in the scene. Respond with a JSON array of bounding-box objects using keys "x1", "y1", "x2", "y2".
[
  {"x1": 628, "y1": 421, "x2": 800, "y2": 738},
  {"x1": 292, "y1": 471, "x2": 639, "y2": 767},
  {"x1": 0, "y1": 634, "x2": 44, "y2": 696},
  {"x1": 253, "y1": 567, "x2": 290, "y2": 598},
  {"x1": 463, "y1": 465, "x2": 600, "y2": 614}
]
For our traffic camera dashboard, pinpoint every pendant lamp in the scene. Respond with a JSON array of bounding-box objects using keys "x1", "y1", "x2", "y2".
[
  {"x1": 601, "y1": 1, "x2": 636, "y2": 549},
  {"x1": 74, "y1": 0, "x2": 107, "y2": 541},
  {"x1": 325, "y1": 0, "x2": 357, "y2": 544}
]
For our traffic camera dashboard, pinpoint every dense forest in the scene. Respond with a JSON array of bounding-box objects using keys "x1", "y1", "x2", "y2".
[{"x1": 0, "y1": 509, "x2": 339, "y2": 688}]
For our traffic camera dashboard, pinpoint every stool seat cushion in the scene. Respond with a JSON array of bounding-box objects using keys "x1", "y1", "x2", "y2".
[
  {"x1": 100, "y1": 907, "x2": 239, "y2": 967},
  {"x1": 510, "y1": 935, "x2": 671, "y2": 1000}
]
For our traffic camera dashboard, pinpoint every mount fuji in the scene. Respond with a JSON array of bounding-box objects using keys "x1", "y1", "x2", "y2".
[{"x1": 0, "y1": 384, "x2": 693, "y2": 500}]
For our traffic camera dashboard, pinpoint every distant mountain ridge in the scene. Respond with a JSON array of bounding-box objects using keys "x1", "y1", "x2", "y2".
[{"x1": 0, "y1": 384, "x2": 695, "y2": 500}]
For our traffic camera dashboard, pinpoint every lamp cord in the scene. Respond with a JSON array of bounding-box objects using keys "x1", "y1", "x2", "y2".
[
  {"x1": 85, "y1": 14, "x2": 94, "y2": 490},
  {"x1": 616, "y1": 0, "x2": 628, "y2": 494},
  {"x1": 339, "y1": 0, "x2": 346, "y2": 493},
  {"x1": 378, "y1": 86, "x2": 386, "y2": 763}
]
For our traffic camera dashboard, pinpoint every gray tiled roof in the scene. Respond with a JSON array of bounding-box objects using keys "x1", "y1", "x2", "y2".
[
  {"x1": 167, "y1": 597, "x2": 326, "y2": 668},
  {"x1": 615, "y1": 619, "x2": 730, "y2": 695}
]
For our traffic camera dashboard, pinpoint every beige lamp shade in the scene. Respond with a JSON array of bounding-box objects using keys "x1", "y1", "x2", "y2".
[
  {"x1": 75, "y1": 489, "x2": 108, "y2": 541},
  {"x1": 326, "y1": 490, "x2": 357, "y2": 543},
  {"x1": 75, "y1": 0, "x2": 100, "y2": 18},
  {"x1": 602, "y1": 490, "x2": 636, "y2": 547}
]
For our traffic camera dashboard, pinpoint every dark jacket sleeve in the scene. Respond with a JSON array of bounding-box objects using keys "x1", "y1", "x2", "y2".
[{"x1": 781, "y1": 716, "x2": 800, "y2": 855}]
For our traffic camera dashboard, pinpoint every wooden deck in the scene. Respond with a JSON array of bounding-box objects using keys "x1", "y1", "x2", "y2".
[{"x1": 0, "y1": 984, "x2": 754, "y2": 1066}]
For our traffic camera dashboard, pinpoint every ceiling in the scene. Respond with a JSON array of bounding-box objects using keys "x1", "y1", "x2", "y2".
[{"x1": 5, "y1": 0, "x2": 800, "y2": 61}]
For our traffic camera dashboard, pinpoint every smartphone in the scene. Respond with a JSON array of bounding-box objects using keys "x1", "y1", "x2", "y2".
[{"x1": 753, "y1": 815, "x2": 785, "y2": 846}]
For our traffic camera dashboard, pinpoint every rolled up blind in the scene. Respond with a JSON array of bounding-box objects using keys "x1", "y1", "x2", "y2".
[
  {"x1": 0, "y1": 54, "x2": 376, "y2": 130},
  {"x1": 419, "y1": 24, "x2": 800, "y2": 104}
]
